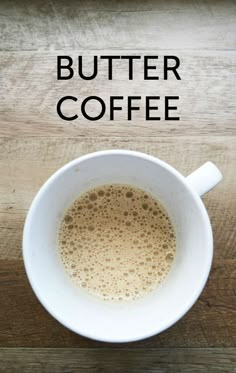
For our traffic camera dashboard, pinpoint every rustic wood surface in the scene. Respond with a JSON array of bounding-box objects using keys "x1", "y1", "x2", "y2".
[
  {"x1": 0, "y1": 348, "x2": 236, "y2": 373},
  {"x1": 0, "y1": 0, "x2": 236, "y2": 371}
]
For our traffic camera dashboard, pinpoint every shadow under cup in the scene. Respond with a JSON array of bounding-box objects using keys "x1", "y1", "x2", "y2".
[{"x1": 23, "y1": 151, "x2": 213, "y2": 342}]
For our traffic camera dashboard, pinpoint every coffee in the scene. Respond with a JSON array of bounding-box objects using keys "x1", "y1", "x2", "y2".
[{"x1": 59, "y1": 184, "x2": 176, "y2": 301}]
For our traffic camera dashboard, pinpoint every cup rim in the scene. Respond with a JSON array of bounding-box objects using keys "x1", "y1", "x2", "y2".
[{"x1": 23, "y1": 150, "x2": 213, "y2": 342}]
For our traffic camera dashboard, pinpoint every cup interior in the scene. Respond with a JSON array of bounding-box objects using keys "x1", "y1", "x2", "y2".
[{"x1": 23, "y1": 151, "x2": 213, "y2": 342}]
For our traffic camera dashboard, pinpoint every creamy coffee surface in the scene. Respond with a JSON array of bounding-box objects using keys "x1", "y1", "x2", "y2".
[{"x1": 59, "y1": 184, "x2": 176, "y2": 301}]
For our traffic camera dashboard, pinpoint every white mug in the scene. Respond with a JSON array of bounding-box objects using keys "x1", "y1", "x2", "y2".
[{"x1": 23, "y1": 150, "x2": 222, "y2": 342}]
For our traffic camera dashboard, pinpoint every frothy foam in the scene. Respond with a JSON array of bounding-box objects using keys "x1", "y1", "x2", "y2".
[{"x1": 59, "y1": 184, "x2": 176, "y2": 301}]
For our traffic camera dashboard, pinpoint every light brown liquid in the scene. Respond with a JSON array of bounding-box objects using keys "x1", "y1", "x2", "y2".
[{"x1": 59, "y1": 184, "x2": 176, "y2": 301}]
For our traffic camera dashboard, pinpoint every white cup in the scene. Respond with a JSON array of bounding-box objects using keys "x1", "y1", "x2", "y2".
[{"x1": 23, "y1": 150, "x2": 222, "y2": 342}]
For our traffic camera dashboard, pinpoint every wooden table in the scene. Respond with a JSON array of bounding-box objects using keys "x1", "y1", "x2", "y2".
[{"x1": 0, "y1": 0, "x2": 235, "y2": 371}]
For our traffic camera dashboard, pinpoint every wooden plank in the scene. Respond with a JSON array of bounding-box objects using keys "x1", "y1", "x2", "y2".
[
  {"x1": 0, "y1": 348, "x2": 235, "y2": 372},
  {"x1": 0, "y1": 0, "x2": 236, "y2": 51},
  {"x1": 0, "y1": 136, "x2": 235, "y2": 260},
  {"x1": 0, "y1": 51, "x2": 235, "y2": 137}
]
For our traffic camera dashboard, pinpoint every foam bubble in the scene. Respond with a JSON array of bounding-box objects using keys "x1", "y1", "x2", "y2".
[
  {"x1": 126, "y1": 191, "x2": 133, "y2": 198},
  {"x1": 165, "y1": 253, "x2": 174, "y2": 263}
]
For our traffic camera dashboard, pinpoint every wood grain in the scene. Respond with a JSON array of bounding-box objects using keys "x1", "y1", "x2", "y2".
[
  {"x1": 0, "y1": 0, "x2": 236, "y2": 51},
  {"x1": 0, "y1": 348, "x2": 236, "y2": 372},
  {"x1": 0, "y1": 51, "x2": 235, "y2": 137}
]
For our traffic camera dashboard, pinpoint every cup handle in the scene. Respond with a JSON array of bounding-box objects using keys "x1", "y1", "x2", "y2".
[{"x1": 185, "y1": 162, "x2": 223, "y2": 197}]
